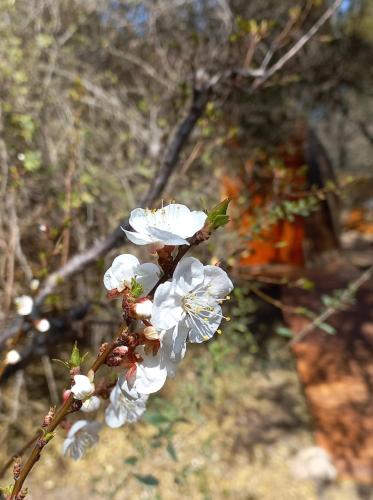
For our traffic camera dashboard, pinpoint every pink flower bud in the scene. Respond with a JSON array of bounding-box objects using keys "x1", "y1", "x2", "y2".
[
  {"x1": 112, "y1": 345, "x2": 129, "y2": 356},
  {"x1": 63, "y1": 389, "x2": 71, "y2": 402}
]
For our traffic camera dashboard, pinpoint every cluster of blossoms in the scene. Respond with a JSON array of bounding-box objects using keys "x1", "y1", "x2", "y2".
[{"x1": 62, "y1": 203, "x2": 233, "y2": 460}]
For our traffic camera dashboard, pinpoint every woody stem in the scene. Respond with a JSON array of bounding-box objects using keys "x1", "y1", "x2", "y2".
[{"x1": 9, "y1": 326, "x2": 126, "y2": 499}]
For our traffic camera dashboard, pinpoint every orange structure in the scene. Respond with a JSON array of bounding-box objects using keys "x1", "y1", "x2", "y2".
[{"x1": 222, "y1": 138, "x2": 307, "y2": 267}]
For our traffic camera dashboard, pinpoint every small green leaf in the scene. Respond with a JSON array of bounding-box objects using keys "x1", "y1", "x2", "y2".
[
  {"x1": 44, "y1": 432, "x2": 55, "y2": 443},
  {"x1": 69, "y1": 341, "x2": 82, "y2": 368},
  {"x1": 143, "y1": 412, "x2": 170, "y2": 426},
  {"x1": 52, "y1": 358, "x2": 70, "y2": 369},
  {"x1": 207, "y1": 198, "x2": 231, "y2": 229},
  {"x1": 318, "y1": 322, "x2": 336, "y2": 335},
  {"x1": 124, "y1": 455, "x2": 138, "y2": 465},
  {"x1": 167, "y1": 441, "x2": 178, "y2": 462},
  {"x1": 133, "y1": 474, "x2": 159, "y2": 486},
  {"x1": 275, "y1": 326, "x2": 293, "y2": 338},
  {"x1": 131, "y1": 277, "x2": 143, "y2": 298}
]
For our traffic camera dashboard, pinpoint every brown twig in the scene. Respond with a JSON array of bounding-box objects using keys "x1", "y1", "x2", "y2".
[
  {"x1": 9, "y1": 325, "x2": 125, "y2": 498},
  {"x1": 249, "y1": 284, "x2": 304, "y2": 314}
]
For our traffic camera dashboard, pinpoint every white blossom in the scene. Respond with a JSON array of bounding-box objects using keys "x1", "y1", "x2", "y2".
[
  {"x1": 35, "y1": 318, "x2": 50, "y2": 332},
  {"x1": 5, "y1": 349, "x2": 21, "y2": 365},
  {"x1": 71, "y1": 375, "x2": 95, "y2": 401},
  {"x1": 81, "y1": 396, "x2": 101, "y2": 413},
  {"x1": 15, "y1": 295, "x2": 33, "y2": 316},
  {"x1": 123, "y1": 203, "x2": 207, "y2": 247},
  {"x1": 151, "y1": 257, "x2": 233, "y2": 344},
  {"x1": 105, "y1": 383, "x2": 148, "y2": 428},
  {"x1": 62, "y1": 420, "x2": 101, "y2": 460},
  {"x1": 103, "y1": 254, "x2": 160, "y2": 294}
]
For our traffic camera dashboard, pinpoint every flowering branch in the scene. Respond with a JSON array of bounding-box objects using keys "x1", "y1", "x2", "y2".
[
  {"x1": 4, "y1": 201, "x2": 233, "y2": 499},
  {"x1": 1, "y1": 0, "x2": 342, "y2": 352}
]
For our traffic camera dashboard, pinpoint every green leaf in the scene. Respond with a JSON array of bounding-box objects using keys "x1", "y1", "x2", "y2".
[
  {"x1": 133, "y1": 474, "x2": 159, "y2": 486},
  {"x1": 69, "y1": 341, "x2": 82, "y2": 368},
  {"x1": 318, "y1": 322, "x2": 336, "y2": 335},
  {"x1": 207, "y1": 198, "x2": 231, "y2": 229},
  {"x1": 23, "y1": 150, "x2": 42, "y2": 172},
  {"x1": 124, "y1": 455, "x2": 138, "y2": 465},
  {"x1": 143, "y1": 412, "x2": 170, "y2": 426},
  {"x1": 52, "y1": 358, "x2": 70, "y2": 369},
  {"x1": 275, "y1": 326, "x2": 293, "y2": 338},
  {"x1": 131, "y1": 277, "x2": 143, "y2": 298},
  {"x1": 167, "y1": 441, "x2": 178, "y2": 461}
]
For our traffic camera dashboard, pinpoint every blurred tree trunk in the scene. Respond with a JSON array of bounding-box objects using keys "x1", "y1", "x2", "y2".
[{"x1": 283, "y1": 268, "x2": 373, "y2": 484}]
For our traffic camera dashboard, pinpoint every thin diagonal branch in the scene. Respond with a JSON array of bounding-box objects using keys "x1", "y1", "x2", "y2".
[{"x1": 252, "y1": 0, "x2": 342, "y2": 89}]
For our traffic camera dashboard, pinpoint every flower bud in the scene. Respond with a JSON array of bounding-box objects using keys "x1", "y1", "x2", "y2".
[
  {"x1": 42, "y1": 407, "x2": 56, "y2": 427},
  {"x1": 143, "y1": 326, "x2": 160, "y2": 340},
  {"x1": 133, "y1": 299, "x2": 153, "y2": 320},
  {"x1": 63, "y1": 389, "x2": 71, "y2": 402},
  {"x1": 106, "y1": 345, "x2": 129, "y2": 367},
  {"x1": 13, "y1": 458, "x2": 21, "y2": 481}
]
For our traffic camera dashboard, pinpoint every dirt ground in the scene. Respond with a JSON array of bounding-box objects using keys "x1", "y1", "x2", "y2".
[{"x1": 0, "y1": 338, "x2": 368, "y2": 500}]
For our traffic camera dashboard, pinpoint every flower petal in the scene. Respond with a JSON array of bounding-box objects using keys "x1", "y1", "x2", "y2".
[
  {"x1": 67, "y1": 419, "x2": 88, "y2": 438},
  {"x1": 136, "y1": 263, "x2": 161, "y2": 295},
  {"x1": 203, "y1": 265, "x2": 233, "y2": 299},
  {"x1": 103, "y1": 254, "x2": 140, "y2": 290},
  {"x1": 123, "y1": 229, "x2": 154, "y2": 245},
  {"x1": 151, "y1": 281, "x2": 183, "y2": 330},
  {"x1": 178, "y1": 210, "x2": 207, "y2": 238},
  {"x1": 81, "y1": 396, "x2": 101, "y2": 413},
  {"x1": 128, "y1": 208, "x2": 152, "y2": 234},
  {"x1": 172, "y1": 257, "x2": 204, "y2": 295},
  {"x1": 121, "y1": 346, "x2": 167, "y2": 395},
  {"x1": 117, "y1": 376, "x2": 142, "y2": 400},
  {"x1": 147, "y1": 226, "x2": 189, "y2": 245},
  {"x1": 187, "y1": 303, "x2": 222, "y2": 343},
  {"x1": 106, "y1": 383, "x2": 148, "y2": 428},
  {"x1": 161, "y1": 204, "x2": 205, "y2": 238},
  {"x1": 160, "y1": 322, "x2": 188, "y2": 377},
  {"x1": 105, "y1": 403, "x2": 126, "y2": 428},
  {"x1": 161, "y1": 321, "x2": 188, "y2": 362}
]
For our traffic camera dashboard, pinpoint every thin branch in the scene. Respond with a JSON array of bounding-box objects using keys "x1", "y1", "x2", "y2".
[
  {"x1": 32, "y1": 87, "x2": 209, "y2": 310},
  {"x1": 252, "y1": 0, "x2": 342, "y2": 89},
  {"x1": 289, "y1": 265, "x2": 373, "y2": 346}
]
